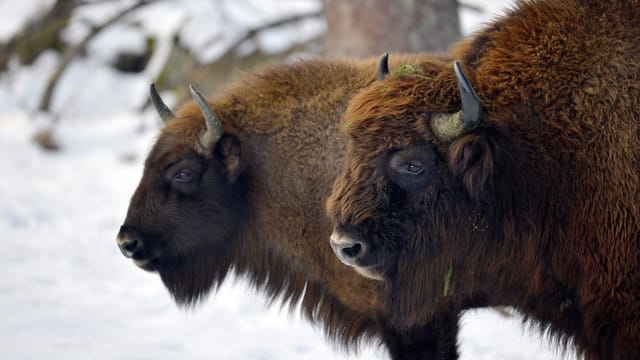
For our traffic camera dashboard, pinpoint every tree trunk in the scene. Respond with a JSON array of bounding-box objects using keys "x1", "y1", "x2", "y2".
[{"x1": 323, "y1": 0, "x2": 461, "y2": 57}]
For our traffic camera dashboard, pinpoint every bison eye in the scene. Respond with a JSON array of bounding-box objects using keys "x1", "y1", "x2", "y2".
[
  {"x1": 165, "y1": 157, "x2": 204, "y2": 196},
  {"x1": 173, "y1": 169, "x2": 194, "y2": 183},
  {"x1": 400, "y1": 161, "x2": 424, "y2": 176},
  {"x1": 387, "y1": 146, "x2": 436, "y2": 191}
]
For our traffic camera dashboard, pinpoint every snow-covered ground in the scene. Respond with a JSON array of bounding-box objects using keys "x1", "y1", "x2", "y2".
[{"x1": 1, "y1": 0, "x2": 578, "y2": 359}]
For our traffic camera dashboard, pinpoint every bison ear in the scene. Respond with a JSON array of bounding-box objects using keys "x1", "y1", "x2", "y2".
[
  {"x1": 215, "y1": 135, "x2": 244, "y2": 183},
  {"x1": 447, "y1": 131, "x2": 502, "y2": 200}
]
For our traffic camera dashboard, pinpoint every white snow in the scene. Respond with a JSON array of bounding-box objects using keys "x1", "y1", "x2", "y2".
[{"x1": 0, "y1": 0, "x2": 578, "y2": 359}]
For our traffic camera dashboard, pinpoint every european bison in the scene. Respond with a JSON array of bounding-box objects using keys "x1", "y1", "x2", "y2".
[
  {"x1": 116, "y1": 55, "x2": 461, "y2": 359},
  {"x1": 327, "y1": 0, "x2": 640, "y2": 359}
]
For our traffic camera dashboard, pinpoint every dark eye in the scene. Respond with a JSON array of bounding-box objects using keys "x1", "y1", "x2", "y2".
[
  {"x1": 401, "y1": 161, "x2": 424, "y2": 176},
  {"x1": 164, "y1": 158, "x2": 204, "y2": 196},
  {"x1": 173, "y1": 169, "x2": 194, "y2": 183},
  {"x1": 386, "y1": 146, "x2": 436, "y2": 191}
]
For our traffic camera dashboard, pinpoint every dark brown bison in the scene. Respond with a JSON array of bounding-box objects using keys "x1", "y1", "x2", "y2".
[
  {"x1": 327, "y1": 0, "x2": 640, "y2": 359},
  {"x1": 115, "y1": 55, "x2": 461, "y2": 359}
]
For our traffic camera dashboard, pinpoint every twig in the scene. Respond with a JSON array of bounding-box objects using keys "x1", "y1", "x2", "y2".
[
  {"x1": 202, "y1": 10, "x2": 324, "y2": 59},
  {"x1": 37, "y1": 0, "x2": 152, "y2": 115},
  {"x1": 0, "y1": 0, "x2": 76, "y2": 71}
]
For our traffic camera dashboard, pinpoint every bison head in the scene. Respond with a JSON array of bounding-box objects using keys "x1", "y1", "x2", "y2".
[
  {"x1": 116, "y1": 85, "x2": 246, "y2": 304},
  {"x1": 327, "y1": 58, "x2": 507, "y2": 327}
]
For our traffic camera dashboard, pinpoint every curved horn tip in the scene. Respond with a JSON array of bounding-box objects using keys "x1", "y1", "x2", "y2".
[
  {"x1": 189, "y1": 84, "x2": 224, "y2": 149},
  {"x1": 188, "y1": 84, "x2": 203, "y2": 100},
  {"x1": 378, "y1": 52, "x2": 390, "y2": 81},
  {"x1": 149, "y1": 83, "x2": 176, "y2": 123},
  {"x1": 453, "y1": 61, "x2": 481, "y2": 129}
]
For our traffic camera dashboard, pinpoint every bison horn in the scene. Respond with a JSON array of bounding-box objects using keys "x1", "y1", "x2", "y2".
[
  {"x1": 431, "y1": 61, "x2": 481, "y2": 141},
  {"x1": 189, "y1": 84, "x2": 223, "y2": 149},
  {"x1": 454, "y1": 61, "x2": 481, "y2": 129},
  {"x1": 378, "y1": 52, "x2": 390, "y2": 81},
  {"x1": 150, "y1": 84, "x2": 175, "y2": 123}
]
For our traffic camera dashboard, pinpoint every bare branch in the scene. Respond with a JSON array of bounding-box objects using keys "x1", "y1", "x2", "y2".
[
  {"x1": 0, "y1": 0, "x2": 76, "y2": 71},
  {"x1": 37, "y1": 0, "x2": 153, "y2": 114},
  {"x1": 202, "y1": 10, "x2": 324, "y2": 60}
]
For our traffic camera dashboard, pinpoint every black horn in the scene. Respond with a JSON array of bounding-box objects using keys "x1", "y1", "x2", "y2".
[
  {"x1": 431, "y1": 62, "x2": 482, "y2": 141},
  {"x1": 189, "y1": 84, "x2": 223, "y2": 149},
  {"x1": 150, "y1": 84, "x2": 175, "y2": 123},
  {"x1": 378, "y1": 52, "x2": 390, "y2": 81},
  {"x1": 453, "y1": 61, "x2": 481, "y2": 129}
]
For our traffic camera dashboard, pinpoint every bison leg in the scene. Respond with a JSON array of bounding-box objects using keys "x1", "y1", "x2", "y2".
[{"x1": 381, "y1": 312, "x2": 459, "y2": 360}]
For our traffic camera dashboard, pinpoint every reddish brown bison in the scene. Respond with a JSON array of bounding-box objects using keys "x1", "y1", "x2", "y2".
[
  {"x1": 116, "y1": 55, "x2": 461, "y2": 359},
  {"x1": 327, "y1": 0, "x2": 640, "y2": 359}
]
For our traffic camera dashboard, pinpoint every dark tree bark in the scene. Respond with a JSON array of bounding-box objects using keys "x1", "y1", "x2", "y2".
[{"x1": 323, "y1": 0, "x2": 461, "y2": 57}]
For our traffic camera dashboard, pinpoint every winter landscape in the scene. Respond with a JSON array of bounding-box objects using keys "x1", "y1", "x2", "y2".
[{"x1": 1, "y1": 1, "x2": 576, "y2": 359}]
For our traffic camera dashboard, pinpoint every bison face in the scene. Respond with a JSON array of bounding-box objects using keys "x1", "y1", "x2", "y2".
[
  {"x1": 116, "y1": 85, "x2": 246, "y2": 304},
  {"x1": 329, "y1": 145, "x2": 443, "y2": 279},
  {"x1": 328, "y1": 60, "x2": 498, "y2": 327},
  {"x1": 329, "y1": 141, "x2": 473, "y2": 278}
]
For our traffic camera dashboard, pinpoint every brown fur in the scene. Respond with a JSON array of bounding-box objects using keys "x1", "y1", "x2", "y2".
[
  {"x1": 327, "y1": 1, "x2": 640, "y2": 359},
  {"x1": 118, "y1": 54, "x2": 461, "y2": 359}
]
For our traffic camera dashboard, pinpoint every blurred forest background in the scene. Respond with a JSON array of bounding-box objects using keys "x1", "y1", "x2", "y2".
[{"x1": 0, "y1": 0, "x2": 484, "y2": 150}]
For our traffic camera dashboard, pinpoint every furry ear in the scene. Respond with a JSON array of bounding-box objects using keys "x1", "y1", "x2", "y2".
[
  {"x1": 447, "y1": 130, "x2": 502, "y2": 200},
  {"x1": 215, "y1": 135, "x2": 244, "y2": 183}
]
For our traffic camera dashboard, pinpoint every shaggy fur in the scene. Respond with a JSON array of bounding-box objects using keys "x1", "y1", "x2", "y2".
[
  {"x1": 327, "y1": 1, "x2": 640, "y2": 359},
  {"x1": 117, "y1": 54, "x2": 461, "y2": 359}
]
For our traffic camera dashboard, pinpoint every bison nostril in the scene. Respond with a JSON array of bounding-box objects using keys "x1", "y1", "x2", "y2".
[
  {"x1": 117, "y1": 234, "x2": 142, "y2": 258},
  {"x1": 330, "y1": 230, "x2": 368, "y2": 266},
  {"x1": 341, "y1": 242, "x2": 363, "y2": 259},
  {"x1": 123, "y1": 240, "x2": 138, "y2": 253}
]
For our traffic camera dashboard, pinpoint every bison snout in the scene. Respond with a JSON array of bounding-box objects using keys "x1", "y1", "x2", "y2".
[
  {"x1": 330, "y1": 231, "x2": 369, "y2": 266},
  {"x1": 330, "y1": 228, "x2": 384, "y2": 281},
  {"x1": 116, "y1": 226, "x2": 157, "y2": 271},
  {"x1": 116, "y1": 232, "x2": 142, "y2": 258}
]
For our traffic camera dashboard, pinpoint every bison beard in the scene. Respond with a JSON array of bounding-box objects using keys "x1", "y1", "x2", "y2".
[
  {"x1": 157, "y1": 247, "x2": 233, "y2": 304},
  {"x1": 327, "y1": 0, "x2": 640, "y2": 359}
]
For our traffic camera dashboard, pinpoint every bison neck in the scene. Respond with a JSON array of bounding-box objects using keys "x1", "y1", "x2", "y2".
[{"x1": 229, "y1": 130, "x2": 385, "y2": 346}]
